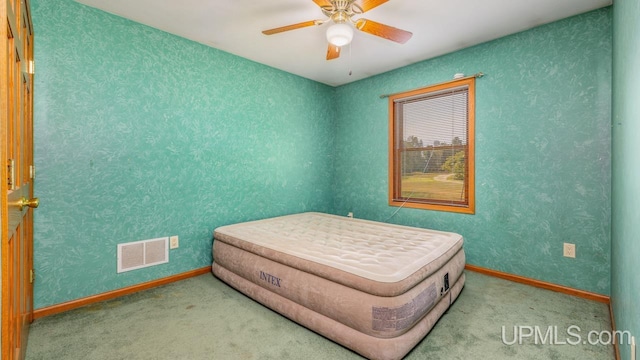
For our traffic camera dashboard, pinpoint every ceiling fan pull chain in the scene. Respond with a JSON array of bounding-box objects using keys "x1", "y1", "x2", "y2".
[{"x1": 348, "y1": 42, "x2": 353, "y2": 76}]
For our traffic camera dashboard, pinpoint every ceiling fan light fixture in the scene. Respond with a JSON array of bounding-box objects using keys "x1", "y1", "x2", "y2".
[{"x1": 326, "y1": 23, "x2": 353, "y2": 46}]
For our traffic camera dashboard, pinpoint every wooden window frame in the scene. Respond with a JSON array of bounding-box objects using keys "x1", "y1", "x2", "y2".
[{"x1": 388, "y1": 77, "x2": 475, "y2": 214}]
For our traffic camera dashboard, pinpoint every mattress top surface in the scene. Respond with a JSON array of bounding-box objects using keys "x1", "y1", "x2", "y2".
[{"x1": 214, "y1": 212, "x2": 463, "y2": 283}]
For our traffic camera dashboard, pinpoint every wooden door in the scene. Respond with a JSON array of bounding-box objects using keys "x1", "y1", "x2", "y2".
[{"x1": 2, "y1": 0, "x2": 35, "y2": 359}]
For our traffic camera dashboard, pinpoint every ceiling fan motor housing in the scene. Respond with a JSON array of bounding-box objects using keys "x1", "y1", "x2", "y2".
[{"x1": 324, "y1": 0, "x2": 363, "y2": 23}]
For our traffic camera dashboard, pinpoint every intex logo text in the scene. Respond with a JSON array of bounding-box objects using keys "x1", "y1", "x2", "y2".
[{"x1": 259, "y1": 271, "x2": 281, "y2": 288}]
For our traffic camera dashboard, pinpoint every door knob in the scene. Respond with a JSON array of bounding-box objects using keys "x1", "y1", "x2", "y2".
[{"x1": 14, "y1": 197, "x2": 39, "y2": 211}]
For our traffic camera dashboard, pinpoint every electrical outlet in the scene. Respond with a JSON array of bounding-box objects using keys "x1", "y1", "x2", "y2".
[
  {"x1": 169, "y1": 236, "x2": 179, "y2": 249},
  {"x1": 563, "y1": 243, "x2": 576, "y2": 258}
]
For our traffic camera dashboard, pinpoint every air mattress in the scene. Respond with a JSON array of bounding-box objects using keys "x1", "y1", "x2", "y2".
[{"x1": 212, "y1": 212, "x2": 465, "y2": 360}]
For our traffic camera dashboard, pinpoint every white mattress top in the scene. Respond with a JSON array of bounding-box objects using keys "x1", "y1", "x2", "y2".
[{"x1": 215, "y1": 212, "x2": 463, "y2": 283}]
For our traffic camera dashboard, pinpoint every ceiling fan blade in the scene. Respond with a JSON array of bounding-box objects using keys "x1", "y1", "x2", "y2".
[
  {"x1": 262, "y1": 20, "x2": 320, "y2": 35},
  {"x1": 313, "y1": 0, "x2": 333, "y2": 9},
  {"x1": 326, "y1": 44, "x2": 341, "y2": 60},
  {"x1": 355, "y1": 0, "x2": 389, "y2": 13},
  {"x1": 355, "y1": 18, "x2": 412, "y2": 44}
]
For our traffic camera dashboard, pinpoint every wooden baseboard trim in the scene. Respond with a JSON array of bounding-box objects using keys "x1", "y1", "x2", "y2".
[
  {"x1": 609, "y1": 302, "x2": 621, "y2": 360},
  {"x1": 33, "y1": 266, "x2": 212, "y2": 319},
  {"x1": 465, "y1": 264, "x2": 610, "y2": 304}
]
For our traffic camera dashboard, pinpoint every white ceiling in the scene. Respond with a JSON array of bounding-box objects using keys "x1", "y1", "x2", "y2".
[{"x1": 75, "y1": 0, "x2": 612, "y2": 87}]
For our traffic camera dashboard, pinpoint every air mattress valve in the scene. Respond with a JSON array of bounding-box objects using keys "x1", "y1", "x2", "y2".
[{"x1": 440, "y1": 273, "x2": 450, "y2": 295}]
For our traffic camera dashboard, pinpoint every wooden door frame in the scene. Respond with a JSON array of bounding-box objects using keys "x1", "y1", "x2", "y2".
[
  {"x1": 1, "y1": 5, "x2": 9, "y2": 355},
  {"x1": 2, "y1": 0, "x2": 35, "y2": 358}
]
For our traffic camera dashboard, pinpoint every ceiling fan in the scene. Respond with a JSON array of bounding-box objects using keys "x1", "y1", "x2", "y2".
[{"x1": 262, "y1": 0, "x2": 412, "y2": 60}]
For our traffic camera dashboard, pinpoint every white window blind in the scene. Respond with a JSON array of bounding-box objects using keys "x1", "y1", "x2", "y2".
[{"x1": 393, "y1": 85, "x2": 470, "y2": 205}]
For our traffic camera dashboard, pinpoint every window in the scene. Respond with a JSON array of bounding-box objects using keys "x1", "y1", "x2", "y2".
[{"x1": 388, "y1": 77, "x2": 475, "y2": 214}]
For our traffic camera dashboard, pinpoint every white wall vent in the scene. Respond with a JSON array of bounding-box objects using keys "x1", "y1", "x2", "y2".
[{"x1": 117, "y1": 237, "x2": 169, "y2": 273}]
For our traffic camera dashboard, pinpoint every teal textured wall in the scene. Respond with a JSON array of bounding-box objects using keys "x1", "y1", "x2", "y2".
[
  {"x1": 32, "y1": 1, "x2": 613, "y2": 310},
  {"x1": 333, "y1": 9, "x2": 612, "y2": 295},
  {"x1": 32, "y1": 0, "x2": 335, "y2": 308},
  {"x1": 612, "y1": 0, "x2": 640, "y2": 358}
]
